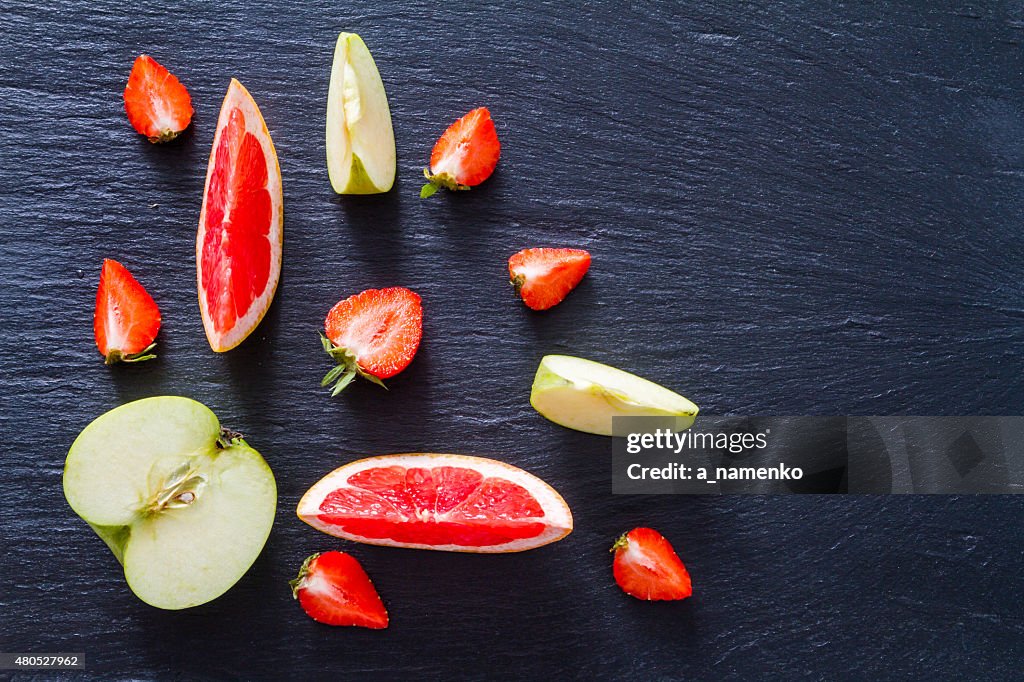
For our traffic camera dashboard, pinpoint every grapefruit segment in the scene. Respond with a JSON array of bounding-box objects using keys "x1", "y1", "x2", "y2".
[
  {"x1": 197, "y1": 79, "x2": 283, "y2": 352},
  {"x1": 297, "y1": 454, "x2": 573, "y2": 552}
]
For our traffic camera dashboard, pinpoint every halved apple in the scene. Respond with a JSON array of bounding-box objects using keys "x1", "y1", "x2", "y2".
[
  {"x1": 63, "y1": 397, "x2": 276, "y2": 609},
  {"x1": 530, "y1": 355, "x2": 698, "y2": 436},
  {"x1": 326, "y1": 32, "x2": 396, "y2": 194}
]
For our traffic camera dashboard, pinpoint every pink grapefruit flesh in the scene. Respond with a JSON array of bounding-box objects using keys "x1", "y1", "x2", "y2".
[
  {"x1": 197, "y1": 78, "x2": 283, "y2": 352},
  {"x1": 297, "y1": 454, "x2": 573, "y2": 552}
]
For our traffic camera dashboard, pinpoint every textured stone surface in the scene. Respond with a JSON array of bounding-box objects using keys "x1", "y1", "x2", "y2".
[{"x1": 1, "y1": 1, "x2": 1022, "y2": 678}]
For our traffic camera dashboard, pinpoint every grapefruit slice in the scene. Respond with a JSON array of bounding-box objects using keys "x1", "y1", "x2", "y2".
[
  {"x1": 297, "y1": 454, "x2": 573, "y2": 553},
  {"x1": 197, "y1": 78, "x2": 283, "y2": 352}
]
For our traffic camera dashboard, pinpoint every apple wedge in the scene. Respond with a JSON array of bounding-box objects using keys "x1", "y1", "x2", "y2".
[
  {"x1": 326, "y1": 32, "x2": 396, "y2": 194},
  {"x1": 63, "y1": 397, "x2": 276, "y2": 610},
  {"x1": 530, "y1": 355, "x2": 698, "y2": 436}
]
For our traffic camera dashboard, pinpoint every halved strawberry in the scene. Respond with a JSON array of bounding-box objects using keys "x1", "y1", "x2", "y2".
[
  {"x1": 321, "y1": 287, "x2": 423, "y2": 395},
  {"x1": 290, "y1": 551, "x2": 389, "y2": 629},
  {"x1": 508, "y1": 248, "x2": 591, "y2": 311},
  {"x1": 93, "y1": 259, "x2": 161, "y2": 365},
  {"x1": 611, "y1": 527, "x2": 692, "y2": 601},
  {"x1": 420, "y1": 107, "x2": 500, "y2": 198},
  {"x1": 123, "y1": 54, "x2": 194, "y2": 143}
]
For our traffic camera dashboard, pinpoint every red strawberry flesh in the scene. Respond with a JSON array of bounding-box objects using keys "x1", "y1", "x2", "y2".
[
  {"x1": 612, "y1": 527, "x2": 692, "y2": 601},
  {"x1": 291, "y1": 551, "x2": 388, "y2": 629},
  {"x1": 321, "y1": 287, "x2": 423, "y2": 394},
  {"x1": 422, "y1": 107, "x2": 500, "y2": 195},
  {"x1": 93, "y1": 259, "x2": 161, "y2": 364},
  {"x1": 123, "y1": 54, "x2": 194, "y2": 143},
  {"x1": 508, "y1": 248, "x2": 591, "y2": 311}
]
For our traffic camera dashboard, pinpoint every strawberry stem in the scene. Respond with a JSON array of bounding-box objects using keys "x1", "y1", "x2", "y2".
[
  {"x1": 149, "y1": 129, "x2": 182, "y2": 144},
  {"x1": 105, "y1": 342, "x2": 157, "y2": 365},
  {"x1": 289, "y1": 553, "x2": 321, "y2": 598},
  {"x1": 510, "y1": 274, "x2": 526, "y2": 297},
  {"x1": 610, "y1": 533, "x2": 630, "y2": 553},
  {"x1": 420, "y1": 168, "x2": 470, "y2": 197},
  {"x1": 319, "y1": 333, "x2": 388, "y2": 395}
]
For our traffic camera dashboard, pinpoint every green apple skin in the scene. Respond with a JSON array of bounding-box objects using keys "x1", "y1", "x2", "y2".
[
  {"x1": 63, "y1": 397, "x2": 276, "y2": 610},
  {"x1": 90, "y1": 523, "x2": 131, "y2": 563},
  {"x1": 530, "y1": 355, "x2": 698, "y2": 436},
  {"x1": 326, "y1": 32, "x2": 396, "y2": 194}
]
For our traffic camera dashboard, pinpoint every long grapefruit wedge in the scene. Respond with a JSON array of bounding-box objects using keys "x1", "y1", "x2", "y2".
[
  {"x1": 197, "y1": 78, "x2": 283, "y2": 352},
  {"x1": 297, "y1": 454, "x2": 573, "y2": 553}
]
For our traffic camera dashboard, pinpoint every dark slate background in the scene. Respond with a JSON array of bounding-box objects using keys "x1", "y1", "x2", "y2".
[{"x1": 2, "y1": 1, "x2": 1023, "y2": 679}]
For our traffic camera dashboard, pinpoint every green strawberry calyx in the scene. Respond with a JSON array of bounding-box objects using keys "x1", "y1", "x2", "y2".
[
  {"x1": 420, "y1": 168, "x2": 470, "y2": 198},
  {"x1": 105, "y1": 342, "x2": 157, "y2": 365},
  {"x1": 320, "y1": 333, "x2": 387, "y2": 395}
]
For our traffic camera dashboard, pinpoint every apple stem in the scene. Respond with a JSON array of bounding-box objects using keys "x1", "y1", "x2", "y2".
[{"x1": 217, "y1": 428, "x2": 244, "y2": 449}]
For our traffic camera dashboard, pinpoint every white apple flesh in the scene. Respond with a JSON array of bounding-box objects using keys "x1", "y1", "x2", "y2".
[
  {"x1": 530, "y1": 355, "x2": 699, "y2": 436},
  {"x1": 326, "y1": 32, "x2": 396, "y2": 194},
  {"x1": 63, "y1": 397, "x2": 276, "y2": 610}
]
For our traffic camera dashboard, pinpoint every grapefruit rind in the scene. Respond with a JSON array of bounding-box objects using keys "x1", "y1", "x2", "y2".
[
  {"x1": 196, "y1": 78, "x2": 284, "y2": 353},
  {"x1": 296, "y1": 453, "x2": 573, "y2": 553}
]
